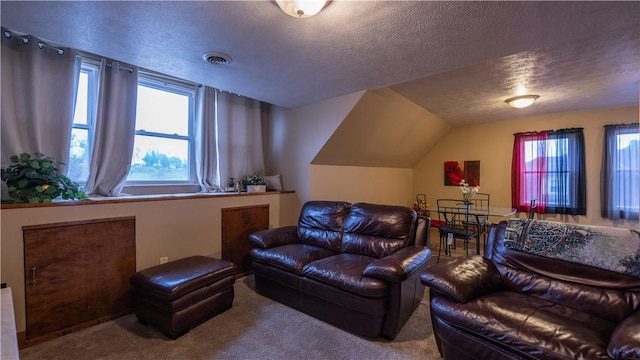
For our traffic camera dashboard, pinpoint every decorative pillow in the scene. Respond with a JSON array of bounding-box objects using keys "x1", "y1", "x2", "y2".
[{"x1": 265, "y1": 174, "x2": 283, "y2": 191}]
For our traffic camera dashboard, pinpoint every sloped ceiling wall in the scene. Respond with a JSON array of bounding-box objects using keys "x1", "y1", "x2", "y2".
[{"x1": 312, "y1": 88, "x2": 451, "y2": 168}]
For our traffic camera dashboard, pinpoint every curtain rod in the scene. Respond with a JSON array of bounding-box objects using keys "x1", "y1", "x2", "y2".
[
  {"x1": 3, "y1": 27, "x2": 211, "y2": 91},
  {"x1": 75, "y1": 53, "x2": 135, "y2": 73},
  {"x1": 75, "y1": 53, "x2": 202, "y2": 86},
  {"x1": 2, "y1": 27, "x2": 65, "y2": 55}
]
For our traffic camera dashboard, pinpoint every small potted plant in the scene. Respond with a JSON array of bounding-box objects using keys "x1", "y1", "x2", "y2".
[
  {"x1": 1, "y1": 152, "x2": 88, "y2": 203},
  {"x1": 241, "y1": 173, "x2": 266, "y2": 193}
]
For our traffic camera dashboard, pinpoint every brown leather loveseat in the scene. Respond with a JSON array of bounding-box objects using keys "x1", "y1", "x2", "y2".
[
  {"x1": 421, "y1": 219, "x2": 640, "y2": 359},
  {"x1": 249, "y1": 200, "x2": 431, "y2": 339}
]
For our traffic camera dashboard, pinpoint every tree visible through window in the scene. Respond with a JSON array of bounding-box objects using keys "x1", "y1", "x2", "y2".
[
  {"x1": 127, "y1": 77, "x2": 195, "y2": 183},
  {"x1": 512, "y1": 128, "x2": 586, "y2": 215}
]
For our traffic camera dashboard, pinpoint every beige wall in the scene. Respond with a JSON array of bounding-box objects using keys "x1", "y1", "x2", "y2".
[
  {"x1": 414, "y1": 105, "x2": 639, "y2": 227},
  {"x1": 0, "y1": 192, "x2": 297, "y2": 332},
  {"x1": 310, "y1": 165, "x2": 414, "y2": 206},
  {"x1": 313, "y1": 88, "x2": 451, "y2": 168},
  {"x1": 274, "y1": 88, "x2": 450, "y2": 209},
  {"x1": 269, "y1": 91, "x2": 365, "y2": 212}
]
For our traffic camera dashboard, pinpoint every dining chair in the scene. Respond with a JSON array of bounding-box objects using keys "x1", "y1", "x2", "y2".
[
  {"x1": 528, "y1": 199, "x2": 537, "y2": 219},
  {"x1": 436, "y1": 199, "x2": 481, "y2": 262},
  {"x1": 466, "y1": 192, "x2": 490, "y2": 252}
]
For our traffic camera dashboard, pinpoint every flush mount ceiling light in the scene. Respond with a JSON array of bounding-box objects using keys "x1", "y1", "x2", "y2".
[
  {"x1": 275, "y1": 0, "x2": 330, "y2": 18},
  {"x1": 202, "y1": 52, "x2": 232, "y2": 65},
  {"x1": 505, "y1": 95, "x2": 540, "y2": 109}
]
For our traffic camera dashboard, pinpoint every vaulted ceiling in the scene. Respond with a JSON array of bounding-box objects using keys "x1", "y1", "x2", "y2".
[{"x1": 1, "y1": 1, "x2": 639, "y2": 126}]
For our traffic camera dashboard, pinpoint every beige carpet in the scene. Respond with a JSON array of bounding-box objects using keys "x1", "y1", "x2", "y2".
[{"x1": 20, "y1": 275, "x2": 441, "y2": 360}]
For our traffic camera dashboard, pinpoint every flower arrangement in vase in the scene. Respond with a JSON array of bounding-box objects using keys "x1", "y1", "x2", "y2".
[
  {"x1": 412, "y1": 201, "x2": 431, "y2": 217},
  {"x1": 459, "y1": 179, "x2": 480, "y2": 205}
]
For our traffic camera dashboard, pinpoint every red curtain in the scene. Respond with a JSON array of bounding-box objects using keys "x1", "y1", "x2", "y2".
[
  {"x1": 511, "y1": 131, "x2": 547, "y2": 213},
  {"x1": 512, "y1": 128, "x2": 586, "y2": 216}
]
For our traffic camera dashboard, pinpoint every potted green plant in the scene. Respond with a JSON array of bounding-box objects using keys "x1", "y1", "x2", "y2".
[
  {"x1": 1, "y1": 152, "x2": 89, "y2": 203},
  {"x1": 241, "y1": 173, "x2": 266, "y2": 193}
]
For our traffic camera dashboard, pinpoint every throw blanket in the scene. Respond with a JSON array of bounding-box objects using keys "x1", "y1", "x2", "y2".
[{"x1": 504, "y1": 219, "x2": 640, "y2": 278}]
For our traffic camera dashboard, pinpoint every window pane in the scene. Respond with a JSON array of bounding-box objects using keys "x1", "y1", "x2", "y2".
[
  {"x1": 68, "y1": 67, "x2": 94, "y2": 184},
  {"x1": 135, "y1": 85, "x2": 189, "y2": 136},
  {"x1": 73, "y1": 72, "x2": 89, "y2": 125},
  {"x1": 129, "y1": 135, "x2": 189, "y2": 181},
  {"x1": 514, "y1": 130, "x2": 585, "y2": 214},
  {"x1": 615, "y1": 133, "x2": 640, "y2": 212},
  {"x1": 68, "y1": 128, "x2": 90, "y2": 182}
]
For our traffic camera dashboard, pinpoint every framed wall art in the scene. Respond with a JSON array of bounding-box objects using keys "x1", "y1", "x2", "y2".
[{"x1": 444, "y1": 160, "x2": 480, "y2": 186}]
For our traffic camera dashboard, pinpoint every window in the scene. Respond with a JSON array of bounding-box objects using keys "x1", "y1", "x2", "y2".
[
  {"x1": 601, "y1": 123, "x2": 640, "y2": 220},
  {"x1": 127, "y1": 76, "x2": 196, "y2": 184},
  {"x1": 67, "y1": 64, "x2": 198, "y2": 192},
  {"x1": 68, "y1": 62, "x2": 98, "y2": 183},
  {"x1": 512, "y1": 128, "x2": 586, "y2": 215},
  {"x1": 41, "y1": 50, "x2": 264, "y2": 197}
]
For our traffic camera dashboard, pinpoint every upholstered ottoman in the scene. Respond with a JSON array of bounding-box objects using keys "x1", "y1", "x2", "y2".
[{"x1": 130, "y1": 256, "x2": 237, "y2": 339}]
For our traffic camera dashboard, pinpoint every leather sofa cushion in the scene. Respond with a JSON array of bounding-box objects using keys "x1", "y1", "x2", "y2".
[
  {"x1": 297, "y1": 201, "x2": 351, "y2": 253},
  {"x1": 431, "y1": 291, "x2": 616, "y2": 360},
  {"x1": 302, "y1": 253, "x2": 388, "y2": 297},
  {"x1": 491, "y1": 223, "x2": 640, "y2": 323},
  {"x1": 495, "y1": 258, "x2": 640, "y2": 323},
  {"x1": 130, "y1": 256, "x2": 237, "y2": 301},
  {"x1": 342, "y1": 203, "x2": 416, "y2": 258},
  {"x1": 250, "y1": 244, "x2": 335, "y2": 275}
]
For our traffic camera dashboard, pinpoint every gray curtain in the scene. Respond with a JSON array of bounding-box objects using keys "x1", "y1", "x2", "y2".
[
  {"x1": 544, "y1": 128, "x2": 587, "y2": 215},
  {"x1": 1, "y1": 30, "x2": 80, "y2": 199},
  {"x1": 215, "y1": 91, "x2": 265, "y2": 187},
  {"x1": 196, "y1": 89, "x2": 265, "y2": 191},
  {"x1": 601, "y1": 123, "x2": 640, "y2": 220},
  {"x1": 195, "y1": 86, "x2": 219, "y2": 192},
  {"x1": 84, "y1": 60, "x2": 138, "y2": 196}
]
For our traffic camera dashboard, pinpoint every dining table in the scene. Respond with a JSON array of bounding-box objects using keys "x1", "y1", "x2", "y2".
[
  {"x1": 427, "y1": 205, "x2": 517, "y2": 218},
  {"x1": 427, "y1": 205, "x2": 517, "y2": 255}
]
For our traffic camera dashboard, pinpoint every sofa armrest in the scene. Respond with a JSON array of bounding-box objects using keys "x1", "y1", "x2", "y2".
[
  {"x1": 608, "y1": 310, "x2": 640, "y2": 359},
  {"x1": 363, "y1": 246, "x2": 431, "y2": 283},
  {"x1": 420, "y1": 255, "x2": 504, "y2": 303},
  {"x1": 248, "y1": 226, "x2": 299, "y2": 249}
]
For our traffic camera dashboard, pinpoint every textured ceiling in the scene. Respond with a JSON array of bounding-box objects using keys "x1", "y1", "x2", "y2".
[{"x1": 1, "y1": 1, "x2": 639, "y2": 126}]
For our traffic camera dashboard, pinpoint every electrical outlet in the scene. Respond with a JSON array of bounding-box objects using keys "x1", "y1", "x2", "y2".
[{"x1": 160, "y1": 257, "x2": 169, "y2": 264}]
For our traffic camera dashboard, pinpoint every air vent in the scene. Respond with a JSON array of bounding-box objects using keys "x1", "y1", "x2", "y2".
[{"x1": 203, "y1": 52, "x2": 232, "y2": 65}]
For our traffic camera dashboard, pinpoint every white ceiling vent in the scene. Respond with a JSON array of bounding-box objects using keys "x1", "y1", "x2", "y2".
[{"x1": 202, "y1": 52, "x2": 232, "y2": 65}]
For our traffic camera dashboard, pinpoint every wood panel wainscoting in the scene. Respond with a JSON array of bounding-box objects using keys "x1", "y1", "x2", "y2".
[
  {"x1": 221, "y1": 204, "x2": 269, "y2": 276},
  {"x1": 21, "y1": 216, "x2": 136, "y2": 348}
]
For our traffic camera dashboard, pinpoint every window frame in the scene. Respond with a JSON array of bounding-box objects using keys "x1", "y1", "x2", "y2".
[
  {"x1": 601, "y1": 124, "x2": 640, "y2": 220},
  {"x1": 124, "y1": 73, "x2": 199, "y2": 194},
  {"x1": 68, "y1": 60, "x2": 99, "y2": 185},
  {"x1": 512, "y1": 129, "x2": 586, "y2": 215}
]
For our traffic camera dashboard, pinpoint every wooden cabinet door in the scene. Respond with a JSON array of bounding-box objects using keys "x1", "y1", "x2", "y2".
[
  {"x1": 222, "y1": 205, "x2": 269, "y2": 276},
  {"x1": 23, "y1": 217, "x2": 135, "y2": 341}
]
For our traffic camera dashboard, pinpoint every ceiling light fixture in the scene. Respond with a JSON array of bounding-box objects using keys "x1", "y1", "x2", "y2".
[
  {"x1": 202, "y1": 52, "x2": 232, "y2": 65},
  {"x1": 505, "y1": 95, "x2": 540, "y2": 109},
  {"x1": 275, "y1": 0, "x2": 330, "y2": 18}
]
